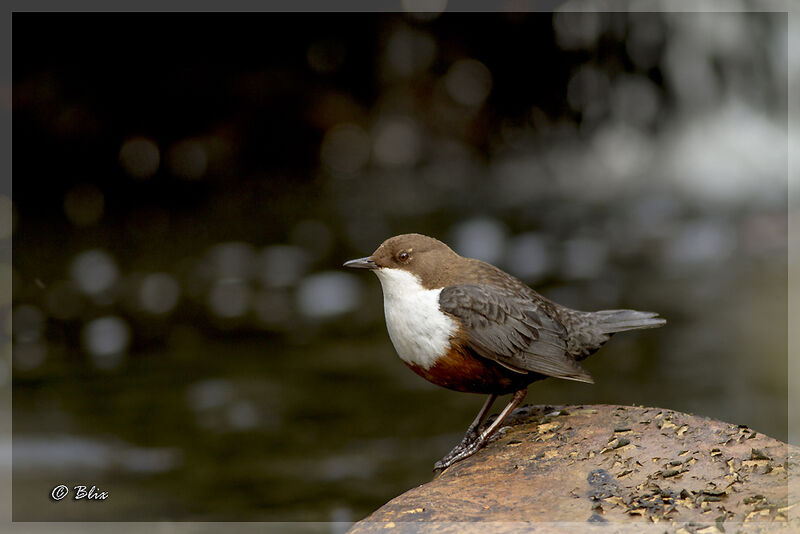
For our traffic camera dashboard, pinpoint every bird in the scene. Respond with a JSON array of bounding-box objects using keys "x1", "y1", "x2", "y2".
[{"x1": 344, "y1": 233, "x2": 665, "y2": 470}]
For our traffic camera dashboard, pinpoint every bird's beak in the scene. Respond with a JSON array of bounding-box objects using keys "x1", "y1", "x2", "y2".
[{"x1": 343, "y1": 256, "x2": 377, "y2": 270}]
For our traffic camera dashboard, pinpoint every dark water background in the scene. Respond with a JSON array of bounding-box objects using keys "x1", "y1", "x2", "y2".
[{"x1": 9, "y1": 11, "x2": 788, "y2": 522}]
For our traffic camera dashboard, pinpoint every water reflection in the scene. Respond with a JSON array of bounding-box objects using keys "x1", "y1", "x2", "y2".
[
  {"x1": 505, "y1": 232, "x2": 551, "y2": 281},
  {"x1": 167, "y1": 139, "x2": 208, "y2": 180},
  {"x1": 450, "y1": 217, "x2": 508, "y2": 265},
  {"x1": 83, "y1": 316, "x2": 131, "y2": 369},
  {"x1": 70, "y1": 249, "x2": 119, "y2": 299},
  {"x1": 297, "y1": 272, "x2": 361, "y2": 319},
  {"x1": 444, "y1": 59, "x2": 493, "y2": 108},
  {"x1": 14, "y1": 434, "x2": 182, "y2": 474},
  {"x1": 118, "y1": 137, "x2": 160, "y2": 179},
  {"x1": 258, "y1": 245, "x2": 310, "y2": 288},
  {"x1": 139, "y1": 273, "x2": 181, "y2": 315}
]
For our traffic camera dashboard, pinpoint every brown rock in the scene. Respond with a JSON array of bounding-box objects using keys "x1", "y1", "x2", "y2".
[{"x1": 349, "y1": 404, "x2": 798, "y2": 534}]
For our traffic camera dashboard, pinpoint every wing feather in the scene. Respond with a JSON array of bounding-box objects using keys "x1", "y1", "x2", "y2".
[{"x1": 439, "y1": 284, "x2": 593, "y2": 383}]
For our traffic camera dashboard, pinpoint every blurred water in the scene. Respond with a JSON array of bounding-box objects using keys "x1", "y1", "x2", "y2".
[
  {"x1": 10, "y1": 209, "x2": 787, "y2": 521},
  {"x1": 10, "y1": 10, "x2": 790, "y2": 523}
]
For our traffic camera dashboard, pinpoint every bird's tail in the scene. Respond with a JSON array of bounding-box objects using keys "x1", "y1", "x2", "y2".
[{"x1": 590, "y1": 309, "x2": 666, "y2": 334}]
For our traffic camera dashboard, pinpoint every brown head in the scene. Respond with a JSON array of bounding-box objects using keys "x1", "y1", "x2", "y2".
[{"x1": 343, "y1": 233, "x2": 467, "y2": 289}]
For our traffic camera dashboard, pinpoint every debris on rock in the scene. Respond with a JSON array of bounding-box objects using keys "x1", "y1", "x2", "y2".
[{"x1": 348, "y1": 404, "x2": 798, "y2": 533}]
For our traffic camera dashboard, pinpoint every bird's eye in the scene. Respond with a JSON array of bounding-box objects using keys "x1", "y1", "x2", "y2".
[{"x1": 397, "y1": 251, "x2": 409, "y2": 263}]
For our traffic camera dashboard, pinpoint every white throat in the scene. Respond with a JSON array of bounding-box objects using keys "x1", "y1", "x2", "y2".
[{"x1": 373, "y1": 268, "x2": 457, "y2": 369}]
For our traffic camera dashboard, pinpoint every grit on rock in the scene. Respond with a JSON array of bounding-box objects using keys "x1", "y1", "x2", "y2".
[{"x1": 348, "y1": 404, "x2": 798, "y2": 534}]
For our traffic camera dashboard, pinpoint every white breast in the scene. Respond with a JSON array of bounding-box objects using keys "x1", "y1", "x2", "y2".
[{"x1": 373, "y1": 268, "x2": 457, "y2": 369}]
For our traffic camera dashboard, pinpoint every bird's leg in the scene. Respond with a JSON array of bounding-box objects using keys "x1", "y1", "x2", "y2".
[
  {"x1": 460, "y1": 393, "x2": 498, "y2": 446},
  {"x1": 434, "y1": 394, "x2": 497, "y2": 469},
  {"x1": 437, "y1": 393, "x2": 497, "y2": 474},
  {"x1": 435, "y1": 389, "x2": 527, "y2": 471}
]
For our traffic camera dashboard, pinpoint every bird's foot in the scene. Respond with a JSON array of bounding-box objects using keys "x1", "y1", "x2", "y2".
[
  {"x1": 433, "y1": 426, "x2": 481, "y2": 471},
  {"x1": 434, "y1": 436, "x2": 487, "y2": 472},
  {"x1": 433, "y1": 425, "x2": 514, "y2": 472},
  {"x1": 456, "y1": 427, "x2": 480, "y2": 449}
]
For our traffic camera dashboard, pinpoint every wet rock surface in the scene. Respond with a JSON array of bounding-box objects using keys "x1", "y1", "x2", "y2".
[{"x1": 349, "y1": 404, "x2": 797, "y2": 533}]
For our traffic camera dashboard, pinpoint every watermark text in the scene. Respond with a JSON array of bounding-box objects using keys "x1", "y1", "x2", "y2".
[{"x1": 51, "y1": 484, "x2": 109, "y2": 501}]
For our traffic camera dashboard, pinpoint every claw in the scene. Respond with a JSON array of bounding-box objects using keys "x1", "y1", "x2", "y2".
[
  {"x1": 434, "y1": 438, "x2": 486, "y2": 471},
  {"x1": 434, "y1": 432, "x2": 491, "y2": 471}
]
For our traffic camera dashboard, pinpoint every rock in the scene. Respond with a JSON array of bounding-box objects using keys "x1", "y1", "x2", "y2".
[{"x1": 348, "y1": 404, "x2": 798, "y2": 533}]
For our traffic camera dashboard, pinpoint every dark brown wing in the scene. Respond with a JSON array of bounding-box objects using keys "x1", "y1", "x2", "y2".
[{"x1": 439, "y1": 284, "x2": 594, "y2": 383}]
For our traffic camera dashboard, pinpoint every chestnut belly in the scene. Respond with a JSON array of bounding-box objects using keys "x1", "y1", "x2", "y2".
[{"x1": 403, "y1": 345, "x2": 542, "y2": 395}]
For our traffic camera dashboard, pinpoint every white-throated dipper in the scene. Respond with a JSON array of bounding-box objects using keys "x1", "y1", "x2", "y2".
[{"x1": 344, "y1": 233, "x2": 665, "y2": 470}]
